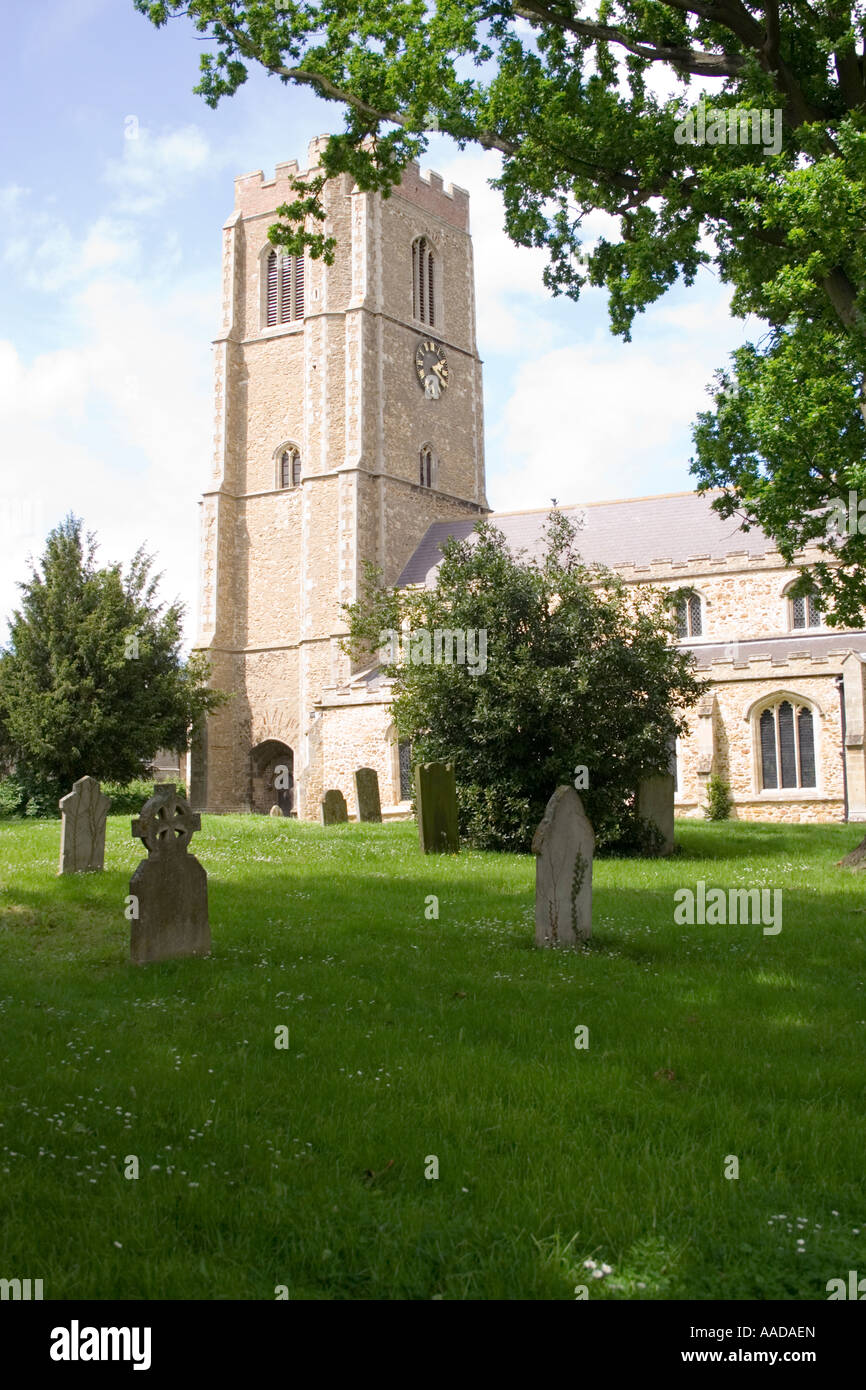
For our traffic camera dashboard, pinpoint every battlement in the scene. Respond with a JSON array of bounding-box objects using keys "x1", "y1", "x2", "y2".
[
  {"x1": 397, "y1": 159, "x2": 470, "y2": 230},
  {"x1": 233, "y1": 136, "x2": 469, "y2": 229}
]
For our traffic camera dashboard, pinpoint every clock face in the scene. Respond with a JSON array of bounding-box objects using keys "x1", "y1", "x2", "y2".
[{"x1": 414, "y1": 338, "x2": 449, "y2": 399}]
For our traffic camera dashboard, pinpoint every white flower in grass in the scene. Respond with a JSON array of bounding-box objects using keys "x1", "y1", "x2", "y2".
[
  {"x1": 601, "y1": 1264, "x2": 612, "y2": 1274},
  {"x1": 583, "y1": 1260, "x2": 596, "y2": 1270},
  {"x1": 592, "y1": 1269, "x2": 604, "y2": 1279}
]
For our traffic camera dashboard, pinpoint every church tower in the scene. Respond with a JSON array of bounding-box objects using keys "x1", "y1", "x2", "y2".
[{"x1": 191, "y1": 137, "x2": 488, "y2": 818}]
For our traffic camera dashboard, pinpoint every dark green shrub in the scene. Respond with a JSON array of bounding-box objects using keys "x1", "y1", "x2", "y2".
[
  {"x1": 0, "y1": 515, "x2": 224, "y2": 810},
  {"x1": 102, "y1": 779, "x2": 186, "y2": 814},
  {"x1": 706, "y1": 774, "x2": 733, "y2": 821},
  {"x1": 345, "y1": 511, "x2": 705, "y2": 854},
  {"x1": 0, "y1": 776, "x2": 27, "y2": 818}
]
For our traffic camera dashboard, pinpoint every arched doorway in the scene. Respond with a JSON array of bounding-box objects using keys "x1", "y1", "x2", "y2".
[{"x1": 250, "y1": 741, "x2": 294, "y2": 815}]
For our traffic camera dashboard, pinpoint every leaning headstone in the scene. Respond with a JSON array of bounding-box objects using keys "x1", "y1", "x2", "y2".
[
  {"x1": 320, "y1": 789, "x2": 348, "y2": 825},
  {"x1": 415, "y1": 762, "x2": 459, "y2": 854},
  {"x1": 128, "y1": 784, "x2": 210, "y2": 965},
  {"x1": 531, "y1": 786, "x2": 594, "y2": 947},
  {"x1": 354, "y1": 767, "x2": 382, "y2": 824},
  {"x1": 636, "y1": 773, "x2": 675, "y2": 856},
  {"x1": 58, "y1": 776, "x2": 112, "y2": 875}
]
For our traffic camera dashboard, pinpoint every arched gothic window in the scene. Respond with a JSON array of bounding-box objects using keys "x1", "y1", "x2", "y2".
[
  {"x1": 279, "y1": 447, "x2": 301, "y2": 489},
  {"x1": 419, "y1": 445, "x2": 434, "y2": 488},
  {"x1": 675, "y1": 591, "x2": 703, "y2": 638},
  {"x1": 398, "y1": 740, "x2": 413, "y2": 800},
  {"x1": 412, "y1": 237, "x2": 436, "y2": 327},
  {"x1": 789, "y1": 587, "x2": 823, "y2": 631},
  {"x1": 266, "y1": 249, "x2": 305, "y2": 326},
  {"x1": 757, "y1": 700, "x2": 817, "y2": 790}
]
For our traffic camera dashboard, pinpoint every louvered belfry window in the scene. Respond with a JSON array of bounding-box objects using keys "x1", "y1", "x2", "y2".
[
  {"x1": 758, "y1": 701, "x2": 817, "y2": 790},
  {"x1": 267, "y1": 251, "x2": 279, "y2": 325},
  {"x1": 266, "y1": 249, "x2": 305, "y2": 326},
  {"x1": 412, "y1": 237, "x2": 436, "y2": 326}
]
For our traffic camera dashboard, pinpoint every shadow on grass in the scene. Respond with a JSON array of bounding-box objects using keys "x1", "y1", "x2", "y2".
[{"x1": 674, "y1": 818, "x2": 859, "y2": 864}]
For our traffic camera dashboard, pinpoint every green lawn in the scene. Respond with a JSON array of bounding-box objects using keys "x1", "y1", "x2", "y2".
[{"x1": 0, "y1": 813, "x2": 864, "y2": 1300}]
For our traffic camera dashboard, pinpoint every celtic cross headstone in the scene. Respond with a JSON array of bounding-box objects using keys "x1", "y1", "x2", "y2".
[{"x1": 128, "y1": 784, "x2": 210, "y2": 964}]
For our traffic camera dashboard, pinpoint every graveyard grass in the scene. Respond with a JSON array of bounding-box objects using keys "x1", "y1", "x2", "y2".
[{"x1": 1, "y1": 814, "x2": 864, "y2": 1301}]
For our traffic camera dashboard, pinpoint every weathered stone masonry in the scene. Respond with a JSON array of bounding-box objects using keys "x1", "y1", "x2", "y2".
[
  {"x1": 192, "y1": 140, "x2": 866, "y2": 827},
  {"x1": 192, "y1": 139, "x2": 488, "y2": 817}
]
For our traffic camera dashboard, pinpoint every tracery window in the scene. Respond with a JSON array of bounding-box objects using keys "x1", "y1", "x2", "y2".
[{"x1": 758, "y1": 700, "x2": 816, "y2": 790}]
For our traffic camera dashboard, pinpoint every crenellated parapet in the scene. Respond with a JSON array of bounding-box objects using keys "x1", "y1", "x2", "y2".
[{"x1": 233, "y1": 137, "x2": 469, "y2": 229}]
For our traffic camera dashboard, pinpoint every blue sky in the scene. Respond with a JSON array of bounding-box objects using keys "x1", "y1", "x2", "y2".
[{"x1": 1, "y1": 0, "x2": 754, "y2": 640}]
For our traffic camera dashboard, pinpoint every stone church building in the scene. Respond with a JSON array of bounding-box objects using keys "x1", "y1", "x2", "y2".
[{"x1": 189, "y1": 137, "x2": 866, "y2": 826}]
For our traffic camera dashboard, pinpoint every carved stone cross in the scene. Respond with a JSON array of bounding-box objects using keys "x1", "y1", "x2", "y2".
[
  {"x1": 132, "y1": 784, "x2": 201, "y2": 855},
  {"x1": 129, "y1": 785, "x2": 210, "y2": 964}
]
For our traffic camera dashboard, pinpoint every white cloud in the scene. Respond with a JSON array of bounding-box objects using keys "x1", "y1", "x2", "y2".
[
  {"x1": 104, "y1": 125, "x2": 213, "y2": 215},
  {"x1": 0, "y1": 115, "x2": 221, "y2": 640},
  {"x1": 7, "y1": 218, "x2": 136, "y2": 291},
  {"x1": 487, "y1": 290, "x2": 750, "y2": 512},
  {"x1": 432, "y1": 149, "x2": 555, "y2": 353},
  {"x1": 0, "y1": 264, "x2": 213, "y2": 641},
  {"x1": 0, "y1": 185, "x2": 28, "y2": 214},
  {"x1": 1, "y1": 180, "x2": 138, "y2": 290},
  {"x1": 427, "y1": 142, "x2": 752, "y2": 513}
]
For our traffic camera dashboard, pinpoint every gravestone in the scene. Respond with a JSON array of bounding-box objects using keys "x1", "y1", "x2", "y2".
[
  {"x1": 58, "y1": 776, "x2": 112, "y2": 874},
  {"x1": 269, "y1": 804, "x2": 283, "y2": 818},
  {"x1": 531, "y1": 785, "x2": 594, "y2": 947},
  {"x1": 415, "y1": 762, "x2": 459, "y2": 854},
  {"x1": 128, "y1": 784, "x2": 210, "y2": 965},
  {"x1": 637, "y1": 773, "x2": 675, "y2": 856},
  {"x1": 320, "y1": 789, "x2": 348, "y2": 824},
  {"x1": 354, "y1": 767, "x2": 382, "y2": 823}
]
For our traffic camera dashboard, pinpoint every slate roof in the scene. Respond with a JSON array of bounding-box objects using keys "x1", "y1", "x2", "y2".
[
  {"x1": 397, "y1": 490, "x2": 775, "y2": 587},
  {"x1": 686, "y1": 633, "x2": 866, "y2": 668}
]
